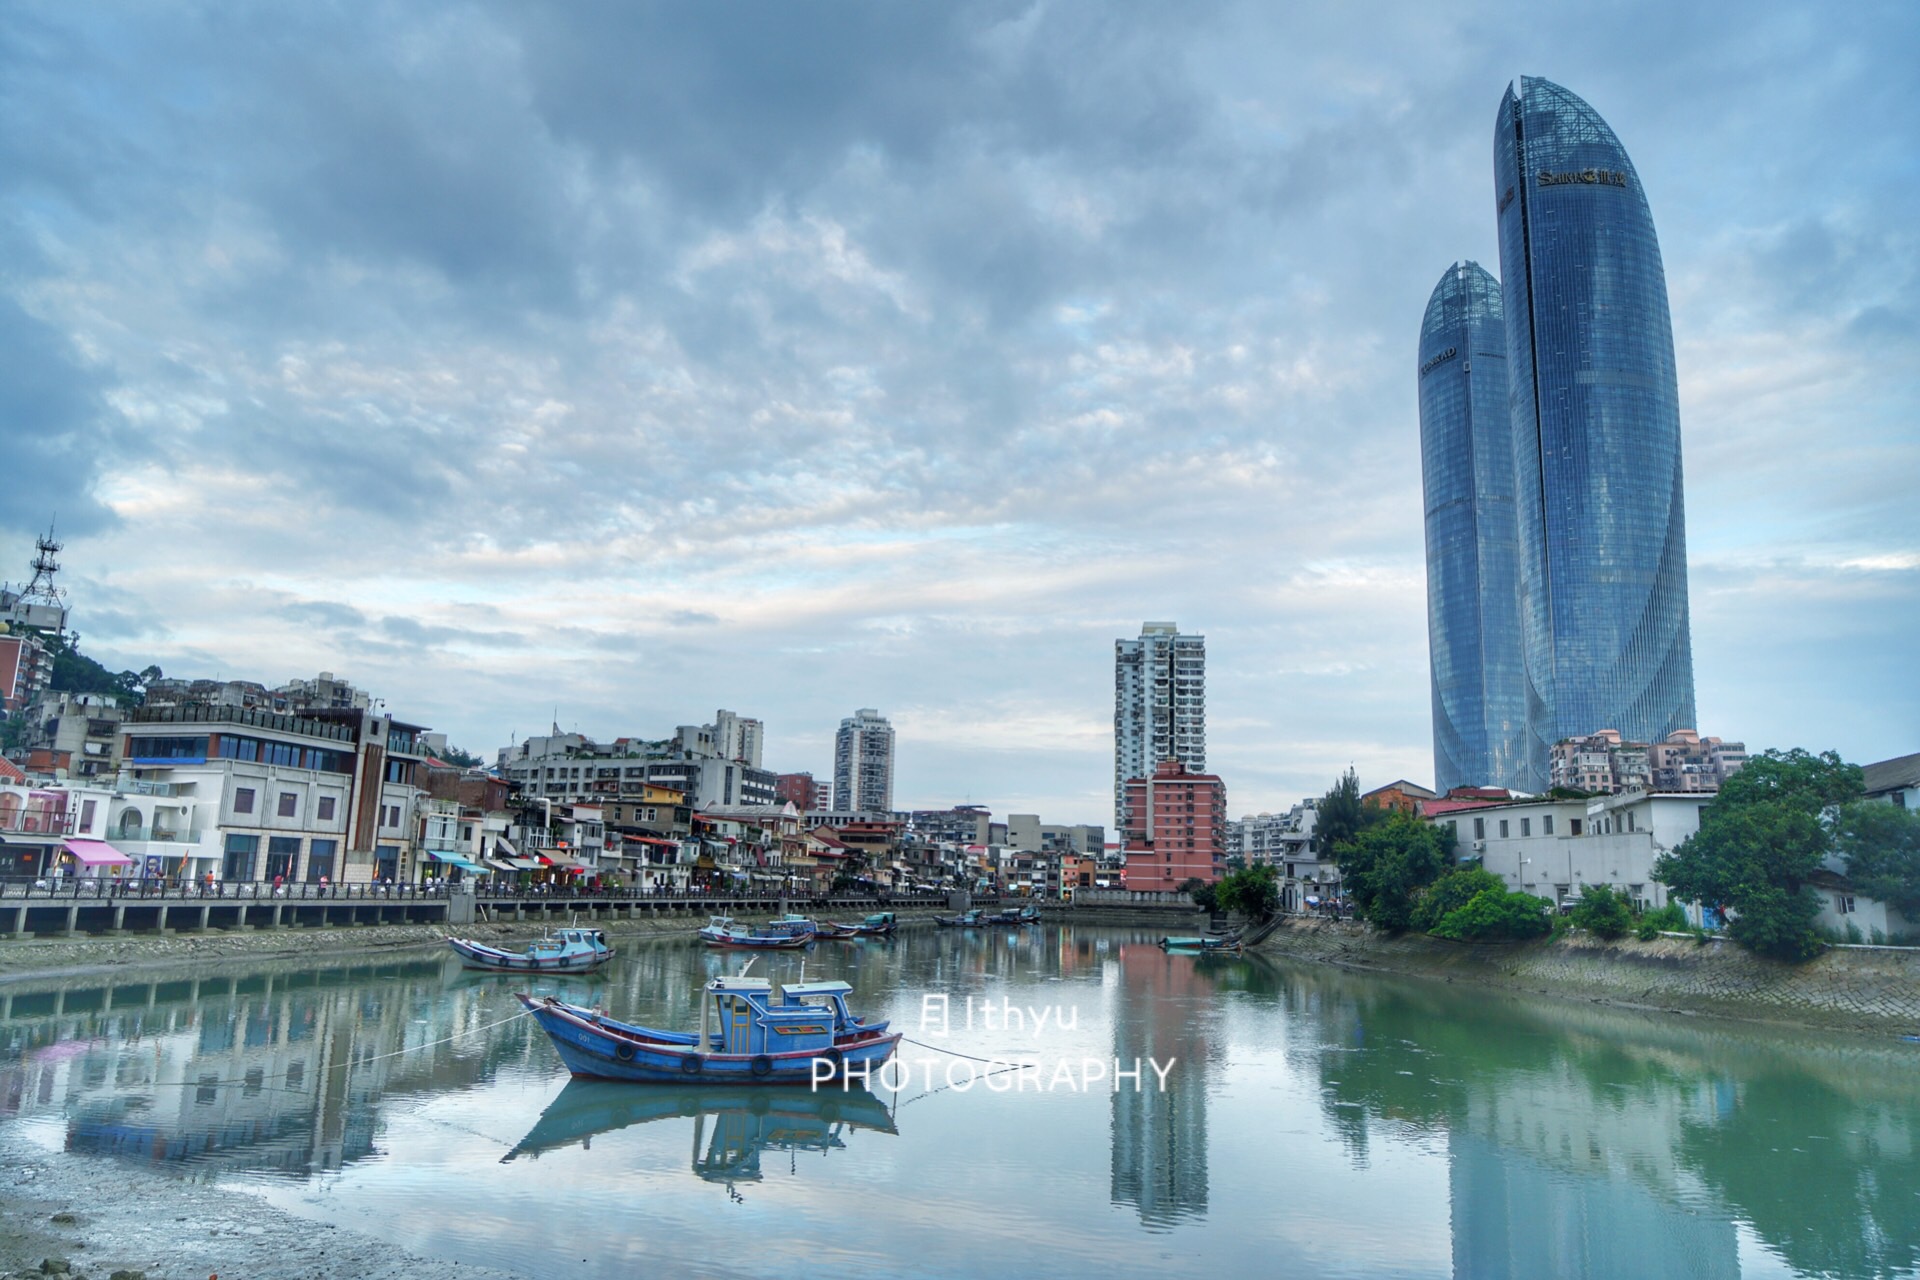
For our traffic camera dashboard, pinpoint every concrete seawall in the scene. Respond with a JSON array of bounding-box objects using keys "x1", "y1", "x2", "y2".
[{"x1": 1254, "y1": 917, "x2": 1920, "y2": 1035}]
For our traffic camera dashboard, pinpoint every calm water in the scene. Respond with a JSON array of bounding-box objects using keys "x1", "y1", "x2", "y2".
[{"x1": 2, "y1": 926, "x2": 1917, "y2": 1278}]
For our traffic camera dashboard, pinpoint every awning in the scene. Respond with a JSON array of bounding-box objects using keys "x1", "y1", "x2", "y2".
[
  {"x1": 427, "y1": 851, "x2": 489, "y2": 873},
  {"x1": 493, "y1": 836, "x2": 521, "y2": 858},
  {"x1": 627, "y1": 836, "x2": 680, "y2": 847},
  {"x1": 502, "y1": 857, "x2": 543, "y2": 870},
  {"x1": 544, "y1": 854, "x2": 588, "y2": 871},
  {"x1": 64, "y1": 838, "x2": 135, "y2": 867},
  {"x1": 483, "y1": 857, "x2": 517, "y2": 872}
]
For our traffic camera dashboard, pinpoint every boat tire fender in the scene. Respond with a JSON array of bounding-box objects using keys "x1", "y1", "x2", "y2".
[
  {"x1": 681, "y1": 1053, "x2": 703, "y2": 1075},
  {"x1": 821, "y1": 1047, "x2": 844, "y2": 1077},
  {"x1": 615, "y1": 1041, "x2": 636, "y2": 1062},
  {"x1": 750, "y1": 1054, "x2": 773, "y2": 1078}
]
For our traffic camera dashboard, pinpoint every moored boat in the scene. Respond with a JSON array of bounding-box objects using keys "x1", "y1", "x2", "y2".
[
  {"x1": 934, "y1": 909, "x2": 988, "y2": 928},
  {"x1": 823, "y1": 912, "x2": 896, "y2": 938},
  {"x1": 447, "y1": 927, "x2": 613, "y2": 974},
  {"x1": 698, "y1": 915, "x2": 814, "y2": 950},
  {"x1": 1158, "y1": 932, "x2": 1244, "y2": 954},
  {"x1": 518, "y1": 975, "x2": 901, "y2": 1085}
]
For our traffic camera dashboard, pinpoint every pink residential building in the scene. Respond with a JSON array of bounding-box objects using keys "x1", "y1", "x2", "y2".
[{"x1": 1120, "y1": 760, "x2": 1227, "y2": 893}]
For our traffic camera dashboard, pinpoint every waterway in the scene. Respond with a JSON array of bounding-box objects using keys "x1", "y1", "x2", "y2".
[{"x1": 2, "y1": 924, "x2": 1916, "y2": 1278}]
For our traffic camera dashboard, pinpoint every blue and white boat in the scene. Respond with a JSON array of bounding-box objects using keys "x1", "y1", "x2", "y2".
[
  {"x1": 519, "y1": 975, "x2": 901, "y2": 1084},
  {"x1": 698, "y1": 915, "x2": 813, "y2": 950},
  {"x1": 447, "y1": 927, "x2": 613, "y2": 974}
]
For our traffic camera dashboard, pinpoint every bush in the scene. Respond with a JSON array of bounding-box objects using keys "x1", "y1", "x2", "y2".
[
  {"x1": 1569, "y1": 885, "x2": 1634, "y2": 939},
  {"x1": 1635, "y1": 903, "x2": 1688, "y2": 940},
  {"x1": 1430, "y1": 888, "x2": 1554, "y2": 942},
  {"x1": 1411, "y1": 867, "x2": 1505, "y2": 933},
  {"x1": 1180, "y1": 878, "x2": 1219, "y2": 913},
  {"x1": 1214, "y1": 865, "x2": 1279, "y2": 920}
]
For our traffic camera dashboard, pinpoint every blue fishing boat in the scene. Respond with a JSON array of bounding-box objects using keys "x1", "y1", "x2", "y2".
[
  {"x1": 447, "y1": 927, "x2": 614, "y2": 974},
  {"x1": 518, "y1": 975, "x2": 900, "y2": 1084},
  {"x1": 933, "y1": 909, "x2": 988, "y2": 928},
  {"x1": 698, "y1": 915, "x2": 813, "y2": 950}
]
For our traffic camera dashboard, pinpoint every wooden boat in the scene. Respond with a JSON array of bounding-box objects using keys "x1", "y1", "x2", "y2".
[
  {"x1": 518, "y1": 976, "x2": 901, "y2": 1084},
  {"x1": 823, "y1": 912, "x2": 897, "y2": 938},
  {"x1": 447, "y1": 927, "x2": 613, "y2": 973},
  {"x1": 934, "y1": 909, "x2": 988, "y2": 928},
  {"x1": 501, "y1": 1080, "x2": 897, "y2": 1181},
  {"x1": 698, "y1": 915, "x2": 814, "y2": 950}
]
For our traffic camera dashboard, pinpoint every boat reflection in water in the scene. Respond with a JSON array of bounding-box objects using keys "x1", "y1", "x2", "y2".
[{"x1": 503, "y1": 1081, "x2": 897, "y2": 1188}]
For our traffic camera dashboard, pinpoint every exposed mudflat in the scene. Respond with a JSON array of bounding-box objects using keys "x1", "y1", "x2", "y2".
[{"x1": 1, "y1": 1125, "x2": 526, "y2": 1280}]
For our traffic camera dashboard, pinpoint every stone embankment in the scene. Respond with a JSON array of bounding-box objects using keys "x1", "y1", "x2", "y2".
[
  {"x1": 0, "y1": 909, "x2": 824, "y2": 986},
  {"x1": 1255, "y1": 917, "x2": 1920, "y2": 1035}
]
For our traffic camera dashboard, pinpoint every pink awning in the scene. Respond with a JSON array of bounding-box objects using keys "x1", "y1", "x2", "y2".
[{"x1": 64, "y1": 838, "x2": 135, "y2": 867}]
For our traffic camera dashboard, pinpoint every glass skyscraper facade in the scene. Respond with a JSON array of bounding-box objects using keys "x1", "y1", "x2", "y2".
[
  {"x1": 1418, "y1": 261, "x2": 1532, "y2": 794},
  {"x1": 1493, "y1": 77, "x2": 1697, "y2": 776}
]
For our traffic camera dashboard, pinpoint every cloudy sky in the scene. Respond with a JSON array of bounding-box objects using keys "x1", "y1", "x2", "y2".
[{"x1": 3, "y1": 1, "x2": 1914, "y2": 826}]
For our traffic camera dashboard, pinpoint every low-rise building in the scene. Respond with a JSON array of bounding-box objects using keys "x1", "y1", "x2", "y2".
[{"x1": 1551, "y1": 729, "x2": 1745, "y2": 795}]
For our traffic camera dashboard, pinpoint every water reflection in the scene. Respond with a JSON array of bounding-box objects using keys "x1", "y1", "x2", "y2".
[
  {"x1": 0, "y1": 957, "x2": 550, "y2": 1179},
  {"x1": 1276, "y1": 961, "x2": 1920, "y2": 1278},
  {"x1": 0, "y1": 931, "x2": 1916, "y2": 1279},
  {"x1": 504, "y1": 1080, "x2": 897, "y2": 1188}
]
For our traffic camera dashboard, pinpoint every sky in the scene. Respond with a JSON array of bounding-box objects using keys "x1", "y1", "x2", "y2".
[{"x1": 1, "y1": 1, "x2": 1914, "y2": 828}]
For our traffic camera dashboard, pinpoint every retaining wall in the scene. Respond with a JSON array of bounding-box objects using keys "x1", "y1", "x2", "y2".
[{"x1": 1254, "y1": 917, "x2": 1920, "y2": 1034}]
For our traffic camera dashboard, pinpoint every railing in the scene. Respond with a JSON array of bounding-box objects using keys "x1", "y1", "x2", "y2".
[
  {"x1": 0, "y1": 876, "x2": 451, "y2": 902},
  {"x1": 0, "y1": 813, "x2": 76, "y2": 835},
  {"x1": 108, "y1": 827, "x2": 202, "y2": 845}
]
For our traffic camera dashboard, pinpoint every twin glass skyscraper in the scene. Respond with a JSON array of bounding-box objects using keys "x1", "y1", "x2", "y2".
[{"x1": 1421, "y1": 78, "x2": 1697, "y2": 795}]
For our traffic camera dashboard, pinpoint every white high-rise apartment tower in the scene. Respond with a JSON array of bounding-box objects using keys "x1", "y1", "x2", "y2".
[
  {"x1": 712, "y1": 709, "x2": 763, "y2": 768},
  {"x1": 833, "y1": 708, "x2": 895, "y2": 813},
  {"x1": 1114, "y1": 622, "x2": 1206, "y2": 830}
]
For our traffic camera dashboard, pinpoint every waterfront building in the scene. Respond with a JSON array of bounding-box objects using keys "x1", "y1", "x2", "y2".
[
  {"x1": 1119, "y1": 760, "x2": 1226, "y2": 893},
  {"x1": 15, "y1": 691, "x2": 123, "y2": 780},
  {"x1": 833, "y1": 708, "x2": 895, "y2": 813},
  {"x1": 1423, "y1": 790, "x2": 1705, "y2": 913},
  {"x1": 1495, "y1": 77, "x2": 1697, "y2": 776},
  {"x1": 1113, "y1": 622, "x2": 1206, "y2": 831},
  {"x1": 1419, "y1": 261, "x2": 1531, "y2": 794},
  {"x1": 711, "y1": 709, "x2": 764, "y2": 768},
  {"x1": 500, "y1": 735, "x2": 777, "y2": 809},
  {"x1": 908, "y1": 804, "x2": 992, "y2": 847}
]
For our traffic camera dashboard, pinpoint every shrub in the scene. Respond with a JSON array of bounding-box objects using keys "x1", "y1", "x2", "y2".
[
  {"x1": 1410, "y1": 867, "x2": 1504, "y2": 934},
  {"x1": 1569, "y1": 885, "x2": 1634, "y2": 939},
  {"x1": 1430, "y1": 888, "x2": 1554, "y2": 942},
  {"x1": 1635, "y1": 903, "x2": 1688, "y2": 940}
]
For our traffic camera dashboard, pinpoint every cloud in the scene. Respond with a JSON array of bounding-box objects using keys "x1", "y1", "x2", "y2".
[{"x1": 2, "y1": 0, "x2": 1913, "y2": 818}]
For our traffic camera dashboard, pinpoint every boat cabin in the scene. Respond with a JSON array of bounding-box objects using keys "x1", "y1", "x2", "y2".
[
  {"x1": 529, "y1": 928, "x2": 607, "y2": 953},
  {"x1": 700, "y1": 975, "x2": 845, "y2": 1056}
]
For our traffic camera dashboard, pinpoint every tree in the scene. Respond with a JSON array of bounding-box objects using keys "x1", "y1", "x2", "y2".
[
  {"x1": 1833, "y1": 800, "x2": 1920, "y2": 920},
  {"x1": 1429, "y1": 888, "x2": 1554, "y2": 941},
  {"x1": 1569, "y1": 884, "x2": 1634, "y2": 939},
  {"x1": 1215, "y1": 865, "x2": 1279, "y2": 921},
  {"x1": 1180, "y1": 877, "x2": 1219, "y2": 913},
  {"x1": 439, "y1": 744, "x2": 484, "y2": 768},
  {"x1": 1336, "y1": 812, "x2": 1452, "y2": 932},
  {"x1": 1410, "y1": 866, "x2": 1505, "y2": 933},
  {"x1": 1315, "y1": 767, "x2": 1381, "y2": 860},
  {"x1": 1653, "y1": 748, "x2": 1865, "y2": 962}
]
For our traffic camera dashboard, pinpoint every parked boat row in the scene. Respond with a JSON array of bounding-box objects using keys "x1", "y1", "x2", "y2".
[{"x1": 933, "y1": 904, "x2": 1042, "y2": 928}]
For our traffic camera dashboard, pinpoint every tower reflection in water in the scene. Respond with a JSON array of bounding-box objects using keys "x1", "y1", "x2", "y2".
[{"x1": 1108, "y1": 942, "x2": 1222, "y2": 1230}]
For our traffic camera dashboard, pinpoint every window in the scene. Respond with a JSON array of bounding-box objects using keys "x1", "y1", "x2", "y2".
[
  {"x1": 1570, "y1": 819, "x2": 1583, "y2": 836},
  {"x1": 1520, "y1": 818, "x2": 1531, "y2": 837},
  {"x1": 1499, "y1": 820, "x2": 1509, "y2": 838},
  {"x1": 223, "y1": 833, "x2": 259, "y2": 882},
  {"x1": 306, "y1": 839, "x2": 337, "y2": 883},
  {"x1": 1626, "y1": 811, "x2": 1636, "y2": 833},
  {"x1": 1473, "y1": 818, "x2": 1485, "y2": 840},
  {"x1": 234, "y1": 788, "x2": 256, "y2": 815},
  {"x1": 278, "y1": 792, "x2": 298, "y2": 818},
  {"x1": 318, "y1": 796, "x2": 336, "y2": 822},
  {"x1": 1543, "y1": 815, "x2": 1555, "y2": 835},
  {"x1": 80, "y1": 799, "x2": 97, "y2": 830},
  {"x1": 266, "y1": 836, "x2": 300, "y2": 881},
  {"x1": 1835, "y1": 894, "x2": 1855, "y2": 915}
]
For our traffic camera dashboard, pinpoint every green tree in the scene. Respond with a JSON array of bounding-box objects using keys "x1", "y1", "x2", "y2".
[
  {"x1": 439, "y1": 744, "x2": 484, "y2": 768},
  {"x1": 1314, "y1": 766, "x2": 1381, "y2": 860},
  {"x1": 1833, "y1": 800, "x2": 1920, "y2": 919},
  {"x1": 1430, "y1": 887, "x2": 1553, "y2": 941},
  {"x1": 1653, "y1": 748, "x2": 1865, "y2": 962},
  {"x1": 1569, "y1": 884, "x2": 1634, "y2": 939},
  {"x1": 1410, "y1": 866, "x2": 1505, "y2": 933},
  {"x1": 1215, "y1": 864, "x2": 1279, "y2": 920},
  {"x1": 1180, "y1": 877, "x2": 1219, "y2": 913},
  {"x1": 1337, "y1": 812, "x2": 1453, "y2": 932}
]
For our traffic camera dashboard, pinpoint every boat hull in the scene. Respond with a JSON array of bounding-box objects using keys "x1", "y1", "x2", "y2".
[
  {"x1": 448, "y1": 937, "x2": 613, "y2": 973},
  {"x1": 520, "y1": 995, "x2": 901, "y2": 1085}
]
